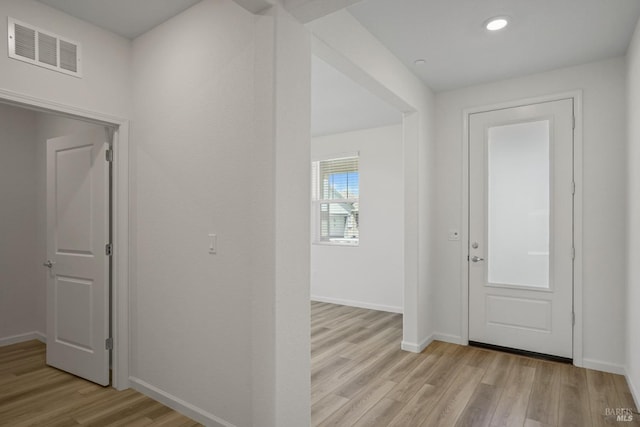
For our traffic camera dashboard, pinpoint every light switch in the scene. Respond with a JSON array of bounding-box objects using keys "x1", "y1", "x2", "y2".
[
  {"x1": 448, "y1": 229, "x2": 460, "y2": 241},
  {"x1": 208, "y1": 233, "x2": 217, "y2": 254}
]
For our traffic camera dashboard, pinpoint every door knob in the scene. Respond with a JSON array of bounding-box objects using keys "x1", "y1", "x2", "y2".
[
  {"x1": 470, "y1": 256, "x2": 484, "y2": 263},
  {"x1": 43, "y1": 260, "x2": 54, "y2": 268}
]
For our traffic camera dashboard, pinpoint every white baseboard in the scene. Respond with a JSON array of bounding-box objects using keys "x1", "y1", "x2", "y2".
[
  {"x1": 129, "y1": 377, "x2": 235, "y2": 427},
  {"x1": 582, "y1": 358, "x2": 626, "y2": 375},
  {"x1": 402, "y1": 335, "x2": 433, "y2": 353},
  {"x1": 310, "y1": 295, "x2": 402, "y2": 313},
  {"x1": 0, "y1": 331, "x2": 46, "y2": 347},
  {"x1": 432, "y1": 333, "x2": 465, "y2": 345}
]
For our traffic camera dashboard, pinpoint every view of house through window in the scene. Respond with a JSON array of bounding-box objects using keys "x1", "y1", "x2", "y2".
[{"x1": 312, "y1": 155, "x2": 360, "y2": 245}]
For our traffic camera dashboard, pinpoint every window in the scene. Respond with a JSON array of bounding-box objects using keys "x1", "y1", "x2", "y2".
[{"x1": 312, "y1": 154, "x2": 359, "y2": 245}]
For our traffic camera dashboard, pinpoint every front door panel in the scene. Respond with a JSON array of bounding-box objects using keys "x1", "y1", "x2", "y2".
[{"x1": 468, "y1": 99, "x2": 574, "y2": 358}]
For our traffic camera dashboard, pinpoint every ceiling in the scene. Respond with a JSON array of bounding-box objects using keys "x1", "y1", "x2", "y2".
[
  {"x1": 34, "y1": 0, "x2": 640, "y2": 134},
  {"x1": 348, "y1": 0, "x2": 640, "y2": 92},
  {"x1": 312, "y1": 56, "x2": 401, "y2": 137},
  {"x1": 37, "y1": 0, "x2": 202, "y2": 39}
]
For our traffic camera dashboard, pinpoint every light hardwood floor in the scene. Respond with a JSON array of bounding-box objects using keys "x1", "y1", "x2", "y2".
[
  {"x1": 0, "y1": 340, "x2": 201, "y2": 426},
  {"x1": 2, "y1": 305, "x2": 638, "y2": 426},
  {"x1": 311, "y1": 301, "x2": 640, "y2": 427}
]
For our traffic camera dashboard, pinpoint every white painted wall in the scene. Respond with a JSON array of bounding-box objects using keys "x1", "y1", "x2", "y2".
[
  {"x1": 435, "y1": 57, "x2": 627, "y2": 371},
  {"x1": 131, "y1": 3, "x2": 312, "y2": 425},
  {"x1": 131, "y1": 1, "x2": 257, "y2": 425},
  {"x1": 311, "y1": 124, "x2": 404, "y2": 312},
  {"x1": 0, "y1": 104, "x2": 39, "y2": 343},
  {"x1": 0, "y1": 0, "x2": 131, "y2": 118},
  {"x1": 308, "y1": 10, "x2": 437, "y2": 351},
  {"x1": 130, "y1": 1, "x2": 310, "y2": 425},
  {"x1": 626, "y1": 16, "x2": 640, "y2": 406}
]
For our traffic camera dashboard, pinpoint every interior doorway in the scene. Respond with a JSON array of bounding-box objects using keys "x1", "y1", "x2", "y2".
[
  {"x1": 0, "y1": 90, "x2": 130, "y2": 389},
  {"x1": 309, "y1": 54, "x2": 404, "y2": 315}
]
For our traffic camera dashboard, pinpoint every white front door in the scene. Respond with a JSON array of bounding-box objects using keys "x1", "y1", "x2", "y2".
[
  {"x1": 45, "y1": 128, "x2": 110, "y2": 386},
  {"x1": 468, "y1": 99, "x2": 574, "y2": 359}
]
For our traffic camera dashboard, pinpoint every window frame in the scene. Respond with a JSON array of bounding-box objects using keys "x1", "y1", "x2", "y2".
[{"x1": 311, "y1": 152, "x2": 360, "y2": 247}]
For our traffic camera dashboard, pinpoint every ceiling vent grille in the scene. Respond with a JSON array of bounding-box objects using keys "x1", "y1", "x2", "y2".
[{"x1": 7, "y1": 17, "x2": 82, "y2": 78}]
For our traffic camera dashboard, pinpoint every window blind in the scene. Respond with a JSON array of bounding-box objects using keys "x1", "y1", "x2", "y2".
[{"x1": 312, "y1": 155, "x2": 359, "y2": 245}]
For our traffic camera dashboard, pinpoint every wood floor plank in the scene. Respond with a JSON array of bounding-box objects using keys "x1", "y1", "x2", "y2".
[
  {"x1": 558, "y1": 364, "x2": 593, "y2": 427},
  {"x1": 489, "y1": 363, "x2": 536, "y2": 427},
  {"x1": 387, "y1": 384, "x2": 439, "y2": 427},
  {"x1": 454, "y1": 382, "x2": 502, "y2": 427},
  {"x1": 311, "y1": 393, "x2": 349, "y2": 426},
  {"x1": 352, "y1": 397, "x2": 406, "y2": 427},
  {"x1": 526, "y1": 360, "x2": 561, "y2": 426},
  {"x1": 420, "y1": 364, "x2": 485, "y2": 427},
  {"x1": 481, "y1": 351, "x2": 516, "y2": 386},
  {"x1": 385, "y1": 352, "x2": 441, "y2": 403},
  {"x1": 317, "y1": 380, "x2": 396, "y2": 427},
  {"x1": 335, "y1": 347, "x2": 405, "y2": 399},
  {"x1": 524, "y1": 419, "x2": 553, "y2": 427}
]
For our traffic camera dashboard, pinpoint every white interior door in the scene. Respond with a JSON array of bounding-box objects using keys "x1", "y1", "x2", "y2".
[
  {"x1": 45, "y1": 128, "x2": 110, "y2": 386},
  {"x1": 468, "y1": 99, "x2": 574, "y2": 359}
]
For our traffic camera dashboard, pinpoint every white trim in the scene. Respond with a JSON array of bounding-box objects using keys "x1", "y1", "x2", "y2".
[
  {"x1": 572, "y1": 92, "x2": 584, "y2": 367},
  {"x1": 310, "y1": 295, "x2": 402, "y2": 313},
  {"x1": 0, "y1": 331, "x2": 45, "y2": 347},
  {"x1": 625, "y1": 370, "x2": 640, "y2": 410},
  {"x1": 432, "y1": 333, "x2": 465, "y2": 345},
  {"x1": 0, "y1": 87, "x2": 130, "y2": 390},
  {"x1": 129, "y1": 377, "x2": 236, "y2": 427},
  {"x1": 582, "y1": 358, "x2": 626, "y2": 375},
  {"x1": 401, "y1": 335, "x2": 433, "y2": 353},
  {"x1": 461, "y1": 90, "x2": 584, "y2": 363},
  {"x1": 311, "y1": 151, "x2": 359, "y2": 162}
]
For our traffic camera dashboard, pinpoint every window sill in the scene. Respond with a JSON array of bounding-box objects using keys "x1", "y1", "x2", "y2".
[{"x1": 312, "y1": 241, "x2": 359, "y2": 247}]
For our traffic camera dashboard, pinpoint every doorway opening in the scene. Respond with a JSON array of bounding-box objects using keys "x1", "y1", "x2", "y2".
[
  {"x1": 0, "y1": 90, "x2": 130, "y2": 389},
  {"x1": 462, "y1": 92, "x2": 584, "y2": 366}
]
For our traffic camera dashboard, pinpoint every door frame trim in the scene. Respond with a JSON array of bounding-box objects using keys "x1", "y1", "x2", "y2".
[
  {"x1": 0, "y1": 87, "x2": 131, "y2": 388},
  {"x1": 461, "y1": 90, "x2": 584, "y2": 367}
]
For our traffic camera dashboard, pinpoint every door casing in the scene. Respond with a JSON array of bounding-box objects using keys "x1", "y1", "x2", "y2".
[
  {"x1": 0, "y1": 87, "x2": 131, "y2": 389},
  {"x1": 461, "y1": 90, "x2": 584, "y2": 367}
]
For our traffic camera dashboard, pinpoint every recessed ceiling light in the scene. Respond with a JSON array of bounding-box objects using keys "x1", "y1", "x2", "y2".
[
  {"x1": 485, "y1": 16, "x2": 509, "y2": 31},
  {"x1": 414, "y1": 59, "x2": 426, "y2": 66}
]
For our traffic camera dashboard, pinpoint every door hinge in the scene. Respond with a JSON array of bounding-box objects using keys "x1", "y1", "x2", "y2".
[
  {"x1": 571, "y1": 181, "x2": 576, "y2": 195},
  {"x1": 106, "y1": 243, "x2": 113, "y2": 256},
  {"x1": 106, "y1": 148, "x2": 113, "y2": 162},
  {"x1": 572, "y1": 115, "x2": 576, "y2": 130},
  {"x1": 572, "y1": 312, "x2": 575, "y2": 326},
  {"x1": 571, "y1": 247, "x2": 575, "y2": 260},
  {"x1": 105, "y1": 337, "x2": 113, "y2": 350}
]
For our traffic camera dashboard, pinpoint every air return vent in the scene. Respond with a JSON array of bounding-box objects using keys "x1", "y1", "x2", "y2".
[{"x1": 7, "y1": 17, "x2": 81, "y2": 77}]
